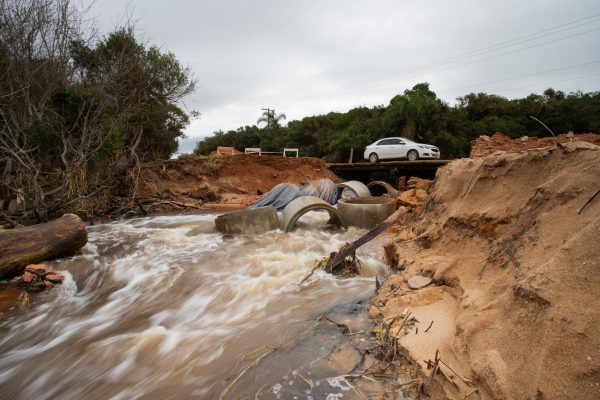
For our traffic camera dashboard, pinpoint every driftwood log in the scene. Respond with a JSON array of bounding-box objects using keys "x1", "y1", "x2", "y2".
[{"x1": 0, "y1": 214, "x2": 87, "y2": 278}]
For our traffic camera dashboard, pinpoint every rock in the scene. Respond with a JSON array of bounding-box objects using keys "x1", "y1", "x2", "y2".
[
  {"x1": 397, "y1": 190, "x2": 418, "y2": 207},
  {"x1": 415, "y1": 189, "x2": 428, "y2": 202},
  {"x1": 15, "y1": 264, "x2": 64, "y2": 289},
  {"x1": 407, "y1": 275, "x2": 433, "y2": 290},
  {"x1": 44, "y1": 271, "x2": 65, "y2": 283},
  {"x1": 26, "y1": 263, "x2": 49, "y2": 273},
  {"x1": 375, "y1": 275, "x2": 386, "y2": 291},
  {"x1": 566, "y1": 131, "x2": 574, "y2": 138},
  {"x1": 520, "y1": 136, "x2": 529, "y2": 142},
  {"x1": 480, "y1": 135, "x2": 492, "y2": 142},
  {"x1": 21, "y1": 271, "x2": 36, "y2": 284},
  {"x1": 398, "y1": 188, "x2": 428, "y2": 207},
  {"x1": 407, "y1": 177, "x2": 433, "y2": 191}
]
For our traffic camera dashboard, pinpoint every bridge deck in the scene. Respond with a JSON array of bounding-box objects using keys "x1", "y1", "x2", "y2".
[
  {"x1": 326, "y1": 160, "x2": 451, "y2": 182},
  {"x1": 327, "y1": 159, "x2": 451, "y2": 171}
]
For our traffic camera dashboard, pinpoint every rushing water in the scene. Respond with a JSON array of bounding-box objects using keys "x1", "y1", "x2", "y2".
[{"x1": 0, "y1": 212, "x2": 390, "y2": 399}]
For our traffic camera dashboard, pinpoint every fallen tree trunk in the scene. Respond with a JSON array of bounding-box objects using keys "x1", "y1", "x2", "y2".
[{"x1": 0, "y1": 214, "x2": 87, "y2": 278}]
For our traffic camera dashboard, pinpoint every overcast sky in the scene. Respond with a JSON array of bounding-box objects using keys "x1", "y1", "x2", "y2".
[{"x1": 92, "y1": 0, "x2": 600, "y2": 153}]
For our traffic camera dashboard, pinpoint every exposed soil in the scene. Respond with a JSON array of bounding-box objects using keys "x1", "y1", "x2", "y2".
[
  {"x1": 470, "y1": 131, "x2": 600, "y2": 158},
  {"x1": 135, "y1": 154, "x2": 341, "y2": 214},
  {"x1": 372, "y1": 140, "x2": 600, "y2": 399}
]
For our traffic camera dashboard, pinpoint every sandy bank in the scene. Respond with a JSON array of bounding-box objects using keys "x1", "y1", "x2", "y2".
[{"x1": 371, "y1": 141, "x2": 600, "y2": 399}]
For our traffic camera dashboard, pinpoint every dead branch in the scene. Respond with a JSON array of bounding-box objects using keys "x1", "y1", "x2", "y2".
[
  {"x1": 329, "y1": 221, "x2": 391, "y2": 271},
  {"x1": 424, "y1": 320, "x2": 434, "y2": 332},
  {"x1": 529, "y1": 116, "x2": 565, "y2": 149},
  {"x1": 577, "y1": 188, "x2": 600, "y2": 214},
  {"x1": 219, "y1": 347, "x2": 276, "y2": 400},
  {"x1": 422, "y1": 349, "x2": 440, "y2": 395}
]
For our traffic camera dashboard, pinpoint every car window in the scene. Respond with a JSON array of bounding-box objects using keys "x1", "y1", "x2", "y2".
[{"x1": 378, "y1": 138, "x2": 404, "y2": 145}]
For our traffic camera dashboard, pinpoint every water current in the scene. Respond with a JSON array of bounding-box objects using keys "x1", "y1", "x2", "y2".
[{"x1": 0, "y1": 212, "x2": 391, "y2": 399}]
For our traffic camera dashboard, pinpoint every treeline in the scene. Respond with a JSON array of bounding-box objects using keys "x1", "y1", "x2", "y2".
[
  {"x1": 0, "y1": 0, "x2": 195, "y2": 223},
  {"x1": 194, "y1": 83, "x2": 600, "y2": 162}
]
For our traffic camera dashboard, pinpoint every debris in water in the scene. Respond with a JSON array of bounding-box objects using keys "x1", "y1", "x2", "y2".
[
  {"x1": 17, "y1": 291, "x2": 30, "y2": 310},
  {"x1": 13, "y1": 263, "x2": 65, "y2": 292}
]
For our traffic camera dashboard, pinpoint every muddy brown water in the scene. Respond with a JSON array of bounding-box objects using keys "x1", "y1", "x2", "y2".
[{"x1": 0, "y1": 212, "x2": 393, "y2": 399}]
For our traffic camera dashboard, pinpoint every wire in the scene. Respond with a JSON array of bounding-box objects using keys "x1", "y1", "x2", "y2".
[
  {"x1": 355, "y1": 14, "x2": 600, "y2": 85},
  {"x1": 311, "y1": 26, "x2": 600, "y2": 100},
  {"x1": 482, "y1": 72, "x2": 600, "y2": 94},
  {"x1": 280, "y1": 12, "x2": 600, "y2": 107},
  {"x1": 441, "y1": 59, "x2": 600, "y2": 93}
]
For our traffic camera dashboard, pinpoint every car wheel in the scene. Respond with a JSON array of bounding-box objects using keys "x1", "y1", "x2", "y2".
[
  {"x1": 368, "y1": 153, "x2": 379, "y2": 163},
  {"x1": 407, "y1": 150, "x2": 419, "y2": 161}
]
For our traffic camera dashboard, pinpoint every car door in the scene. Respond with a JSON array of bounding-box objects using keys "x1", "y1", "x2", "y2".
[
  {"x1": 375, "y1": 139, "x2": 393, "y2": 159},
  {"x1": 395, "y1": 138, "x2": 408, "y2": 157},
  {"x1": 384, "y1": 138, "x2": 404, "y2": 159}
]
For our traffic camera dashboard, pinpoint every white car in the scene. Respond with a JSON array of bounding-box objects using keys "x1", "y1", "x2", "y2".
[{"x1": 363, "y1": 137, "x2": 440, "y2": 162}]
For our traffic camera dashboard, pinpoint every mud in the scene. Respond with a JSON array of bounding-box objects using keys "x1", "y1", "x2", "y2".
[{"x1": 136, "y1": 155, "x2": 341, "y2": 215}]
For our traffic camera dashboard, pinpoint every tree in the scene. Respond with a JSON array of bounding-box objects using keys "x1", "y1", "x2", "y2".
[
  {"x1": 257, "y1": 109, "x2": 286, "y2": 131},
  {"x1": 0, "y1": 0, "x2": 196, "y2": 223},
  {"x1": 72, "y1": 28, "x2": 196, "y2": 162},
  {"x1": 256, "y1": 108, "x2": 286, "y2": 151},
  {"x1": 0, "y1": 0, "x2": 92, "y2": 219},
  {"x1": 384, "y1": 83, "x2": 448, "y2": 142},
  {"x1": 194, "y1": 83, "x2": 600, "y2": 165}
]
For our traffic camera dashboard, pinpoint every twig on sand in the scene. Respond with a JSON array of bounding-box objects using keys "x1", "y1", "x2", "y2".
[
  {"x1": 422, "y1": 349, "x2": 440, "y2": 395},
  {"x1": 439, "y1": 359, "x2": 473, "y2": 385},
  {"x1": 219, "y1": 347, "x2": 276, "y2": 400},
  {"x1": 577, "y1": 188, "x2": 600, "y2": 214},
  {"x1": 241, "y1": 345, "x2": 276, "y2": 361},
  {"x1": 297, "y1": 371, "x2": 313, "y2": 388},
  {"x1": 530, "y1": 116, "x2": 565, "y2": 149},
  {"x1": 325, "y1": 316, "x2": 351, "y2": 335},
  {"x1": 424, "y1": 320, "x2": 434, "y2": 332}
]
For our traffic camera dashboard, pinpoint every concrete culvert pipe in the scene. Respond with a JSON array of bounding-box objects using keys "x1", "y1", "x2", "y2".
[
  {"x1": 367, "y1": 181, "x2": 399, "y2": 198},
  {"x1": 215, "y1": 206, "x2": 279, "y2": 235},
  {"x1": 337, "y1": 197, "x2": 397, "y2": 229},
  {"x1": 338, "y1": 180, "x2": 371, "y2": 198},
  {"x1": 281, "y1": 196, "x2": 347, "y2": 232}
]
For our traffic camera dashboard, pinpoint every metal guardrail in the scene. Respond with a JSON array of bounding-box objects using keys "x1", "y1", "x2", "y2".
[{"x1": 243, "y1": 148, "x2": 299, "y2": 158}]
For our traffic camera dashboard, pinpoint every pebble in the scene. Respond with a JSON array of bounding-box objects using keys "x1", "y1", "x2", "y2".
[{"x1": 407, "y1": 275, "x2": 432, "y2": 290}]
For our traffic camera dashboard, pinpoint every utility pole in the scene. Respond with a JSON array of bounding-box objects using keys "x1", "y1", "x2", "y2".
[{"x1": 261, "y1": 107, "x2": 274, "y2": 130}]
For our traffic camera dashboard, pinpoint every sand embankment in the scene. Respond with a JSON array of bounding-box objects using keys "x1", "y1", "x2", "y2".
[{"x1": 371, "y1": 141, "x2": 600, "y2": 399}]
